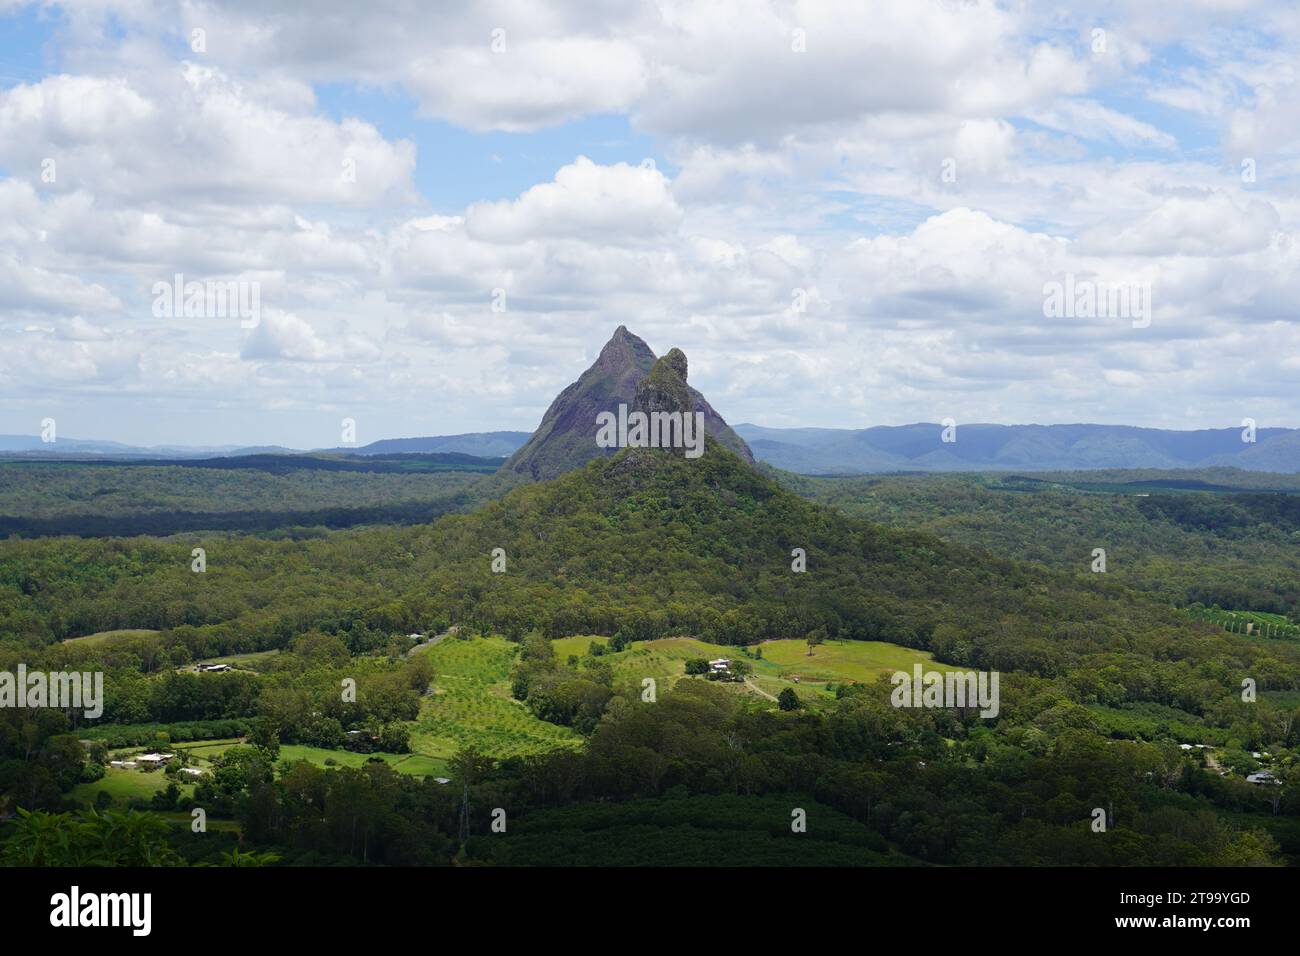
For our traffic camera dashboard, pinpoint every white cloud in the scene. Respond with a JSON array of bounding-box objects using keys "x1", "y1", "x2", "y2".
[
  {"x1": 0, "y1": 252, "x2": 121, "y2": 314},
  {"x1": 466, "y1": 157, "x2": 681, "y2": 243},
  {"x1": 1025, "y1": 99, "x2": 1178, "y2": 149},
  {"x1": 0, "y1": 65, "x2": 417, "y2": 205},
  {"x1": 1085, "y1": 192, "x2": 1280, "y2": 256},
  {"x1": 240, "y1": 311, "x2": 382, "y2": 363},
  {"x1": 408, "y1": 36, "x2": 646, "y2": 132},
  {"x1": 1, "y1": 0, "x2": 1299, "y2": 443}
]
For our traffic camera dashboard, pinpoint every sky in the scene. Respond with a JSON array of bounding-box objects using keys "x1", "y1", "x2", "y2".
[{"x1": 0, "y1": 0, "x2": 1297, "y2": 448}]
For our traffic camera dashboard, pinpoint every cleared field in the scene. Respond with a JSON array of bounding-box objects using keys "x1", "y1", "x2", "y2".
[
  {"x1": 170, "y1": 738, "x2": 244, "y2": 760},
  {"x1": 278, "y1": 745, "x2": 448, "y2": 778},
  {"x1": 411, "y1": 635, "x2": 582, "y2": 760},
  {"x1": 70, "y1": 766, "x2": 193, "y2": 807},
  {"x1": 62, "y1": 628, "x2": 159, "y2": 646},
  {"x1": 553, "y1": 635, "x2": 608, "y2": 658},
  {"x1": 167, "y1": 739, "x2": 448, "y2": 778},
  {"x1": 752, "y1": 639, "x2": 949, "y2": 684},
  {"x1": 573, "y1": 636, "x2": 942, "y2": 706}
]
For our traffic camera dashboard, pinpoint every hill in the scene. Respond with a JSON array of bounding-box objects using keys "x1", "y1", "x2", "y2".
[
  {"x1": 323, "y1": 432, "x2": 530, "y2": 458},
  {"x1": 406, "y1": 439, "x2": 1290, "y2": 684}
]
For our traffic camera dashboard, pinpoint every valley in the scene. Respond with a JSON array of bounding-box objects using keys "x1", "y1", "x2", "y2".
[{"x1": 3, "y1": 329, "x2": 1299, "y2": 869}]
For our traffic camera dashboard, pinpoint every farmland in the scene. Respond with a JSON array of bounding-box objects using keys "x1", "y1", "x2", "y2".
[
  {"x1": 410, "y1": 635, "x2": 583, "y2": 760},
  {"x1": 555, "y1": 634, "x2": 955, "y2": 707},
  {"x1": 70, "y1": 765, "x2": 192, "y2": 807},
  {"x1": 750, "y1": 639, "x2": 949, "y2": 684}
]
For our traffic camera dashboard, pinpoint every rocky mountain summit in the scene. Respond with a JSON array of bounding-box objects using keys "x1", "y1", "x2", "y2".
[{"x1": 503, "y1": 327, "x2": 754, "y2": 480}]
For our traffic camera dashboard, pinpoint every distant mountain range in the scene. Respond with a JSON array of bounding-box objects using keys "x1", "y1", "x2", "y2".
[
  {"x1": 322, "y1": 432, "x2": 530, "y2": 458},
  {"x1": 4, "y1": 400, "x2": 1297, "y2": 476},
  {"x1": 733, "y1": 423, "x2": 1300, "y2": 474},
  {"x1": 0, "y1": 435, "x2": 274, "y2": 458},
  {"x1": 0, "y1": 432, "x2": 529, "y2": 461}
]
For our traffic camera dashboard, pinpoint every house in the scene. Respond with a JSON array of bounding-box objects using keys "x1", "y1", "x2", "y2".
[
  {"x1": 1246, "y1": 771, "x2": 1279, "y2": 785},
  {"x1": 708, "y1": 658, "x2": 732, "y2": 672},
  {"x1": 433, "y1": 777, "x2": 451, "y2": 785},
  {"x1": 135, "y1": 753, "x2": 175, "y2": 769},
  {"x1": 196, "y1": 662, "x2": 231, "y2": 673},
  {"x1": 109, "y1": 760, "x2": 138, "y2": 769},
  {"x1": 180, "y1": 768, "x2": 205, "y2": 777}
]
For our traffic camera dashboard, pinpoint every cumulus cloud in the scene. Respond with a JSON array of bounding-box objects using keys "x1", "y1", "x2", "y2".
[
  {"x1": 0, "y1": 253, "x2": 121, "y2": 314},
  {"x1": 408, "y1": 36, "x2": 646, "y2": 132},
  {"x1": 1, "y1": 0, "x2": 1299, "y2": 443},
  {"x1": 1085, "y1": 193, "x2": 1281, "y2": 256},
  {"x1": 0, "y1": 65, "x2": 418, "y2": 205},
  {"x1": 241, "y1": 311, "x2": 382, "y2": 363},
  {"x1": 466, "y1": 157, "x2": 681, "y2": 243}
]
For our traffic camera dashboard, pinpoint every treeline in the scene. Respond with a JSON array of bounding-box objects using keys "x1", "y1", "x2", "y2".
[
  {"x1": 79, "y1": 718, "x2": 254, "y2": 748},
  {"x1": 0, "y1": 499, "x2": 475, "y2": 538}
]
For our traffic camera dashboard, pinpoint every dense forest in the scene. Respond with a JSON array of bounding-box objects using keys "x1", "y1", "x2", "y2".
[
  {"x1": 2, "y1": 448, "x2": 1299, "y2": 866},
  {"x1": 790, "y1": 470, "x2": 1300, "y2": 619},
  {"x1": 0, "y1": 457, "x2": 521, "y2": 536}
]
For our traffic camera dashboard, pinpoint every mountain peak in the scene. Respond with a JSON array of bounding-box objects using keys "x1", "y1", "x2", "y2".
[
  {"x1": 502, "y1": 328, "x2": 754, "y2": 481},
  {"x1": 636, "y1": 349, "x2": 694, "y2": 419},
  {"x1": 594, "y1": 324, "x2": 656, "y2": 372}
]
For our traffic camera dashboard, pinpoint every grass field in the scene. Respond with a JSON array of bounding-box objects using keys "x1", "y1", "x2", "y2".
[
  {"x1": 740, "y1": 639, "x2": 954, "y2": 703},
  {"x1": 277, "y1": 745, "x2": 448, "y2": 777},
  {"x1": 752, "y1": 639, "x2": 948, "y2": 683},
  {"x1": 61, "y1": 628, "x2": 159, "y2": 646},
  {"x1": 70, "y1": 766, "x2": 193, "y2": 807},
  {"x1": 167, "y1": 738, "x2": 448, "y2": 778},
  {"x1": 170, "y1": 738, "x2": 243, "y2": 760},
  {"x1": 552, "y1": 635, "x2": 608, "y2": 659},
  {"x1": 411, "y1": 635, "x2": 583, "y2": 760},
  {"x1": 562, "y1": 635, "x2": 951, "y2": 706}
]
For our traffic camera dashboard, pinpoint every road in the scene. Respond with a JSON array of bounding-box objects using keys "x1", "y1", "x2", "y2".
[{"x1": 405, "y1": 626, "x2": 458, "y2": 658}]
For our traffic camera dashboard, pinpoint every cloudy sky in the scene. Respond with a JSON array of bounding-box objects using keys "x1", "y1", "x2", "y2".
[{"x1": 0, "y1": 0, "x2": 1297, "y2": 447}]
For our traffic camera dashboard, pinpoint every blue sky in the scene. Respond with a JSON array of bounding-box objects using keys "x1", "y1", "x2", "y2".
[
  {"x1": 314, "y1": 84, "x2": 666, "y2": 212},
  {"x1": 0, "y1": 0, "x2": 1296, "y2": 446}
]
